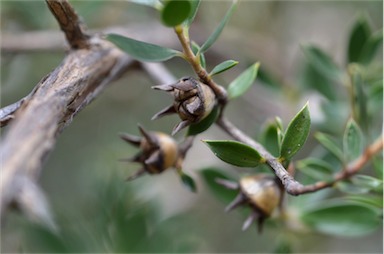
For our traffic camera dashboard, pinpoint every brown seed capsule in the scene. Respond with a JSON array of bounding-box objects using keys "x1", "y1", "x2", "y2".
[
  {"x1": 152, "y1": 77, "x2": 216, "y2": 135},
  {"x1": 216, "y1": 174, "x2": 283, "y2": 233},
  {"x1": 120, "y1": 125, "x2": 179, "y2": 180}
]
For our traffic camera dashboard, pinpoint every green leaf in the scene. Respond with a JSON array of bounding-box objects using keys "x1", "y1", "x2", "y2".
[
  {"x1": 336, "y1": 181, "x2": 370, "y2": 194},
  {"x1": 343, "y1": 118, "x2": 364, "y2": 161},
  {"x1": 297, "y1": 158, "x2": 334, "y2": 181},
  {"x1": 318, "y1": 100, "x2": 346, "y2": 133},
  {"x1": 275, "y1": 116, "x2": 284, "y2": 132},
  {"x1": 199, "y1": 0, "x2": 238, "y2": 53},
  {"x1": 184, "y1": 0, "x2": 200, "y2": 27},
  {"x1": 187, "y1": 105, "x2": 219, "y2": 136},
  {"x1": 199, "y1": 168, "x2": 237, "y2": 203},
  {"x1": 210, "y1": 60, "x2": 239, "y2": 76},
  {"x1": 180, "y1": 172, "x2": 197, "y2": 192},
  {"x1": 302, "y1": 45, "x2": 343, "y2": 81},
  {"x1": 347, "y1": 16, "x2": 371, "y2": 63},
  {"x1": 348, "y1": 65, "x2": 369, "y2": 132},
  {"x1": 301, "y1": 201, "x2": 381, "y2": 237},
  {"x1": 280, "y1": 103, "x2": 311, "y2": 161},
  {"x1": 300, "y1": 62, "x2": 337, "y2": 101},
  {"x1": 106, "y1": 34, "x2": 181, "y2": 62},
  {"x1": 203, "y1": 140, "x2": 264, "y2": 167},
  {"x1": 257, "y1": 67, "x2": 281, "y2": 89},
  {"x1": 368, "y1": 79, "x2": 383, "y2": 119},
  {"x1": 344, "y1": 195, "x2": 383, "y2": 209},
  {"x1": 24, "y1": 223, "x2": 69, "y2": 253},
  {"x1": 161, "y1": 0, "x2": 192, "y2": 27},
  {"x1": 360, "y1": 31, "x2": 383, "y2": 65},
  {"x1": 351, "y1": 175, "x2": 383, "y2": 193},
  {"x1": 314, "y1": 132, "x2": 344, "y2": 163},
  {"x1": 260, "y1": 120, "x2": 281, "y2": 157},
  {"x1": 373, "y1": 156, "x2": 383, "y2": 179},
  {"x1": 227, "y1": 62, "x2": 260, "y2": 99}
]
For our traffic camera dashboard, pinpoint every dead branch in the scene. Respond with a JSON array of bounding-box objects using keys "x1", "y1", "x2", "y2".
[
  {"x1": 0, "y1": 0, "x2": 167, "y2": 225},
  {"x1": 46, "y1": 0, "x2": 90, "y2": 49},
  {"x1": 0, "y1": 35, "x2": 136, "y2": 221}
]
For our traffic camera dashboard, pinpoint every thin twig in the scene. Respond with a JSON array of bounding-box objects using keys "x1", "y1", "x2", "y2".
[
  {"x1": 292, "y1": 136, "x2": 383, "y2": 194},
  {"x1": 218, "y1": 116, "x2": 383, "y2": 195},
  {"x1": 174, "y1": 26, "x2": 228, "y2": 104},
  {"x1": 45, "y1": 0, "x2": 90, "y2": 49}
]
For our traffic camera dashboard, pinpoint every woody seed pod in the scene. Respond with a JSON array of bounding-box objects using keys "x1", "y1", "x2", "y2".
[
  {"x1": 152, "y1": 77, "x2": 216, "y2": 135},
  {"x1": 216, "y1": 174, "x2": 283, "y2": 233},
  {"x1": 120, "y1": 125, "x2": 179, "y2": 180}
]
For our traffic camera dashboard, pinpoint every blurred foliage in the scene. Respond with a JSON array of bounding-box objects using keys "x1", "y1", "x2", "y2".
[{"x1": 1, "y1": 0, "x2": 383, "y2": 253}]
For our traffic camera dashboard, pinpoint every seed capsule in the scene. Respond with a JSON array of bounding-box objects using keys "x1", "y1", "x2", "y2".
[
  {"x1": 152, "y1": 77, "x2": 216, "y2": 135},
  {"x1": 216, "y1": 174, "x2": 283, "y2": 233},
  {"x1": 120, "y1": 125, "x2": 179, "y2": 180}
]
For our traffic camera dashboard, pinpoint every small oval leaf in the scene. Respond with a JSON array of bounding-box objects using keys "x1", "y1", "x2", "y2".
[
  {"x1": 210, "y1": 60, "x2": 239, "y2": 76},
  {"x1": 314, "y1": 132, "x2": 344, "y2": 163},
  {"x1": 349, "y1": 65, "x2": 369, "y2": 132},
  {"x1": 360, "y1": 31, "x2": 383, "y2": 65},
  {"x1": 106, "y1": 34, "x2": 181, "y2": 62},
  {"x1": 301, "y1": 201, "x2": 381, "y2": 237},
  {"x1": 302, "y1": 44, "x2": 343, "y2": 81},
  {"x1": 344, "y1": 195, "x2": 383, "y2": 209},
  {"x1": 161, "y1": 0, "x2": 192, "y2": 27},
  {"x1": 301, "y1": 62, "x2": 337, "y2": 101},
  {"x1": 347, "y1": 16, "x2": 371, "y2": 63},
  {"x1": 227, "y1": 62, "x2": 260, "y2": 99},
  {"x1": 187, "y1": 105, "x2": 219, "y2": 136},
  {"x1": 180, "y1": 172, "x2": 197, "y2": 192},
  {"x1": 280, "y1": 103, "x2": 311, "y2": 161},
  {"x1": 203, "y1": 140, "x2": 264, "y2": 167},
  {"x1": 343, "y1": 118, "x2": 364, "y2": 161},
  {"x1": 199, "y1": 0, "x2": 238, "y2": 53},
  {"x1": 351, "y1": 174, "x2": 383, "y2": 193},
  {"x1": 296, "y1": 158, "x2": 334, "y2": 181},
  {"x1": 259, "y1": 120, "x2": 281, "y2": 157},
  {"x1": 336, "y1": 181, "x2": 370, "y2": 195}
]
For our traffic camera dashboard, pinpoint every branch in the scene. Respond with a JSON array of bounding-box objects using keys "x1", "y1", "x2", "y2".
[
  {"x1": 217, "y1": 117, "x2": 383, "y2": 195},
  {"x1": 170, "y1": 23, "x2": 384, "y2": 196},
  {"x1": 0, "y1": 37, "x2": 135, "y2": 219},
  {"x1": 45, "y1": 0, "x2": 90, "y2": 49},
  {"x1": 0, "y1": 0, "x2": 137, "y2": 224},
  {"x1": 0, "y1": 85, "x2": 41, "y2": 127},
  {"x1": 291, "y1": 136, "x2": 383, "y2": 194}
]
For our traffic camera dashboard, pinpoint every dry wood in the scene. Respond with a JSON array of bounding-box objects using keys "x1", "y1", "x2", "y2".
[{"x1": 0, "y1": 0, "x2": 136, "y2": 225}]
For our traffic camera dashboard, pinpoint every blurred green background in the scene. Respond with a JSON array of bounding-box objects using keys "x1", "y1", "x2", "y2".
[{"x1": 1, "y1": 1, "x2": 382, "y2": 253}]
